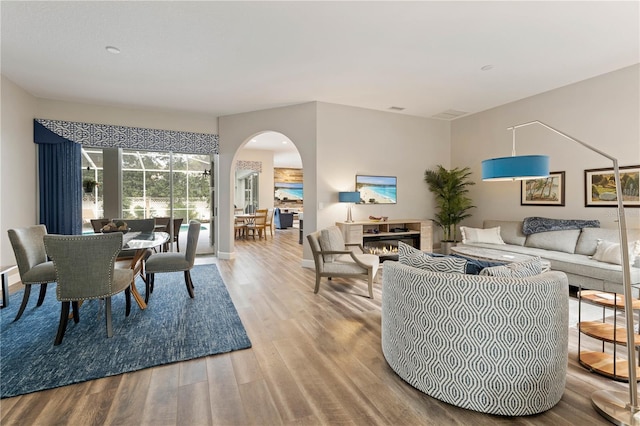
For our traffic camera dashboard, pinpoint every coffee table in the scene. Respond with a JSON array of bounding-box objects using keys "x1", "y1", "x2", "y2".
[{"x1": 450, "y1": 245, "x2": 551, "y2": 271}]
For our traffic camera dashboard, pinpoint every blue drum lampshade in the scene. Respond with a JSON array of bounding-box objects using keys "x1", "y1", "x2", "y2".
[
  {"x1": 338, "y1": 191, "x2": 361, "y2": 203},
  {"x1": 481, "y1": 155, "x2": 550, "y2": 181}
]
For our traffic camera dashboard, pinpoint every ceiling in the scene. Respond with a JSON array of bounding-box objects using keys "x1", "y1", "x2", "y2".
[{"x1": 1, "y1": 1, "x2": 638, "y2": 168}]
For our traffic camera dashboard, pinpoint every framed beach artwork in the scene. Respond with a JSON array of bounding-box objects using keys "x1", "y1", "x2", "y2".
[
  {"x1": 520, "y1": 171, "x2": 565, "y2": 206},
  {"x1": 274, "y1": 182, "x2": 303, "y2": 202},
  {"x1": 355, "y1": 175, "x2": 397, "y2": 204},
  {"x1": 585, "y1": 165, "x2": 640, "y2": 207}
]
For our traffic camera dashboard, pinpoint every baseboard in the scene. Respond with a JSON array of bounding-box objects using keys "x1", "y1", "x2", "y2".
[
  {"x1": 217, "y1": 251, "x2": 236, "y2": 260},
  {"x1": 301, "y1": 259, "x2": 314, "y2": 269}
]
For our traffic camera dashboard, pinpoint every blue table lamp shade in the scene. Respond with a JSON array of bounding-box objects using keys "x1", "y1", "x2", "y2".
[
  {"x1": 338, "y1": 191, "x2": 360, "y2": 222},
  {"x1": 481, "y1": 155, "x2": 550, "y2": 181},
  {"x1": 338, "y1": 191, "x2": 361, "y2": 203}
]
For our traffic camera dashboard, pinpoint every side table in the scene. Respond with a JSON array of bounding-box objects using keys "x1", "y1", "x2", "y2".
[{"x1": 1, "y1": 265, "x2": 17, "y2": 308}]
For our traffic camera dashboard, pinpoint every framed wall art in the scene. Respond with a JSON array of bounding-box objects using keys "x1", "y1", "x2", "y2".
[
  {"x1": 584, "y1": 165, "x2": 640, "y2": 207},
  {"x1": 521, "y1": 171, "x2": 565, "y2": 206}
]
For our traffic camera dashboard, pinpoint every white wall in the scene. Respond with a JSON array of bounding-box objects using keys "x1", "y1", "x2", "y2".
[
  {"x1": 235, "y1": 149, "x2": 275, "y2": 211},
  {"x1": 1, "y1": 76, "x2": 38, "y2": 272},
  {"x1": 218, "y1": 102, "x2": 318, "y2": 260},
  {"x1": 219, "y1": 101, "x2": 452, "y2": 261},
  {"x1": 316, "y1": 103, "x2": 450, "y2": 231},
  {"x1": 451, "y1": 64, "x2": 640, "y2": 231}
]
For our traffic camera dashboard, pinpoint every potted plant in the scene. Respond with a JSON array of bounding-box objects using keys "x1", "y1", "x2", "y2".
[
  {"x1": 424, "y1": 165, "x2": 475, "y2": 254},
  {"x1": 83, "y1": 178, "x2": 98, "y2": 193}
]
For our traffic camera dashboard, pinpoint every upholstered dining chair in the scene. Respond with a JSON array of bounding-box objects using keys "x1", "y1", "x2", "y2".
[
  {"x1": 307, "y1": 226, "x2": 380, "y2": 299},
  {"x1": 7, "y1": 225, "x2": 58, "y2": 321},
  {"x1": 246, "y1": 209, "x2": 268, "y2": 239},
  {"x1": 144, "y1": 221, "x2": 201, "y2": 302},
  {"x1": 43, "y1": 233, "x2": 133, "y2": 345}
]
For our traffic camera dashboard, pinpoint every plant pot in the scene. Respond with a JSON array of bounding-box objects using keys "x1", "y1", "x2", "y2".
[{"x1": 440, "y1": 241, "x2": 457, "y2": 255}]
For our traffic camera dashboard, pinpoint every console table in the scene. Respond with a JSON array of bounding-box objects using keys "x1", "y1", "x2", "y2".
[{"x1": 336, "y1": 219, "x2": 432, "y2": 255}]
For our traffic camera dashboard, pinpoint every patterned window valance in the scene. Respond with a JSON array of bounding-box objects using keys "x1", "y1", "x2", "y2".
[
  {"x1": 236, "y1": 160, "x2": 262, "y2": 173},
  {"x1": 35, "y1": 118, "x2": 219, "y2": 155}
]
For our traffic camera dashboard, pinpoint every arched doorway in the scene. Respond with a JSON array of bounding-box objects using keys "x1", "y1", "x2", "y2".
[{"x1": 233, "y1": 130, "x2": 303, "y2": 240}]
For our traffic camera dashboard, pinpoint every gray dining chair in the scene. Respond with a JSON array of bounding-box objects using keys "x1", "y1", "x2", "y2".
[
  {"x1": 43, "y1": 233, "x2": 133, "y2": 345},
  {"x1": 7, "y1": 225, "x2": 57, "y2": 321},
  {"x1": 144, "y1": 221, "x2": 201, "y2": 302}
]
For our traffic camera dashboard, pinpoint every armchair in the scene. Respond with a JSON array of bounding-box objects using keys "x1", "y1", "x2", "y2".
[{"x1": 307, "y1": 226, "x2": 380, "y2": 298}]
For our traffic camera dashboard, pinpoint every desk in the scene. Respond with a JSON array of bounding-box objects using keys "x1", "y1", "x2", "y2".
[{"x1": 120, "y1": 231, "x2": 169, "y2": 309}]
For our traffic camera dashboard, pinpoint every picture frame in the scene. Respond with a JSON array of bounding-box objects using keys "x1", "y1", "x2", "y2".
[
  {"x1": 584, "y1": 165, "x2": 640, "y2": 207},
  {"x1": 520, "y1": 171, "x2": 565, "y2": 206}
]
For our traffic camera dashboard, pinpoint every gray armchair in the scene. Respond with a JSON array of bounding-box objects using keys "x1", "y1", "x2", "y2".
[
  {"x1": 7, "y1": 225, "x2": 57, "y2": 321},
  {"x1": 307, "y1": 226, "x2": 380, "y2": 298},
  {"x1": 144, "y1": 221, "x2": 201, "y2": 302},
  {"x1": 43, "y1": 233, "x2": 133, "y2": 345}
]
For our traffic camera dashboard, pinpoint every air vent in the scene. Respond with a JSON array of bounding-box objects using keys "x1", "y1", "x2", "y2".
[
  {"x1": 431, "y1": 109, "x2": 468, "y2": 120},
  {"x1": 388, "y1": 106, "x2": 405, "y2": 111}
]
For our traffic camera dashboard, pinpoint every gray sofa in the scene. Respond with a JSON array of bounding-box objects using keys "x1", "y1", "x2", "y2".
[
  {"x1": 381, "y1": 260, "x2": 569, "y2": 416},
  {"x1": 459, "y1": 219, "x2": 640, "y2": 293}
]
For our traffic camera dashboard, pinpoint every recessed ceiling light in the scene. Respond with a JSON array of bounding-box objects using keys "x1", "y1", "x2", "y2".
[
  {"x1": 105, "y1": 46, "x2": 121, "y2": 54},
  {"x1": 282, "y1": 141, "x2": 288, "y2": 144},
  {"x1": 481, "y1": 64, "x2": 493, "y2": 71}
]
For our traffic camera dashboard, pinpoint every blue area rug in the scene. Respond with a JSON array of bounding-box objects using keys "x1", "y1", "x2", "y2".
[{"x1": 0, "y1": 264, "x2": 251, "y2": 399}]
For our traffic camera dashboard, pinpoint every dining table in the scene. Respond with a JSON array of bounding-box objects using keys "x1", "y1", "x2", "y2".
[{"x1": 118, "y1": 231, "x2": 169, "y2": 310}]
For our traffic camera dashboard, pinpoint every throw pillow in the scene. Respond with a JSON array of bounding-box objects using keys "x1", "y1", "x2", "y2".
[
  {"x1": 319, "y1": 226, "x2": 346, "y2": 263},
  {"x1": 592, "y1": 239, "x2": 640, "y2": 265},
  {"x1": 460, "y1": 226, "x2": 505, "y2": 245},
  {"x1": 397, "y1": 241, "x2": 467, "y2": 274},
  {"x1": 479, "y1": 257, "x2": 544, "y2": 278},
  {"x1": 451, "y1": 254, "x2": 506, "y2": 275}
]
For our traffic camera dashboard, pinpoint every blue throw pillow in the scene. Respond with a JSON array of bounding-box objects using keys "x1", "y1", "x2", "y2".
[{"x1": 451, "y1": 254, "x2": 506, "y2": 275}]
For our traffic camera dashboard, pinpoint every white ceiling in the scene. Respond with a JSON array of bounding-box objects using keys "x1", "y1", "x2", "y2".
[{"x1": 1, "y1": 1, "x2": 639, "y2": 167}]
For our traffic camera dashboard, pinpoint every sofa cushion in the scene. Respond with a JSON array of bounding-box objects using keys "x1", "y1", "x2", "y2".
[
  {"x1": 484, "y1": 220, "x2": 527, "y2": 246},
  {"x1": 576, "y1": 227, "x2": 640, "y2": 256},
  {"x1": 398, "y1": 242, "x2": 466, "y2": 274},
  {"x1": 319, "y1": 226, "x2": 345, "y2": 263},
  {"x1": 593, "y1": 239, "x2": 640, "y2": 265},
  {"x1": 460, "y1": 226, "x2": 505, "y2": 245},
  {"x1": 479, "y1": 257, "x2": 543, "y2": 278},
  {"x1": 524, "y1": 229, "x2": 581, "y2": 254}
]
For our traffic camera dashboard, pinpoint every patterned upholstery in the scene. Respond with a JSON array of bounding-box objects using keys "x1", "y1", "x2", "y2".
[{"x1": 381, "y1": 260, "x2": 568, "y2": 416}]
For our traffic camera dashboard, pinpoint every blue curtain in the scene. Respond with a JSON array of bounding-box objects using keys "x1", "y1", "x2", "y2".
[{"x1": 33, "y1": 120, "x2": 82, "y2": 235}]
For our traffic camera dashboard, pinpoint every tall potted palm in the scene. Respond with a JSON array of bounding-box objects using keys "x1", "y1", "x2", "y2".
[{"x1": 424, "y1": 165, "x2": 475, "y2": 254}]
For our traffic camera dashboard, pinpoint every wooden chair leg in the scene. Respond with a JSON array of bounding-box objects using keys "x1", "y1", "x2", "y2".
[
  {"x1": 105, "y1": 297, "x2": 113, "y2": 338},
  {"x1": 367, "y1": 273, "x2": 374, "y2": 299},
  {"x1": 314, "y1": 274, "x2": 321, "y2": 294},
  {"x1": 36, "y1": 283, "x2": 48, "y2": 306},
  {"x1": 54, "y1": 301, "x2": 70, "y2": 346},
  {"x1": 184, "y1": 271, "x2": 195, "y2": 298},
  {"x1": 14, "y1": 284, "x2": 32, "y2": 321}
]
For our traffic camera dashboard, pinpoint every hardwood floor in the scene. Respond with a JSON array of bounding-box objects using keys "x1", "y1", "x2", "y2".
[{"x1": 0, "y1": 226, "x2": 629, "y2": 425}]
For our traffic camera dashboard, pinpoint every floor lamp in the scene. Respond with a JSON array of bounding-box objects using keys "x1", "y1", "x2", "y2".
[{"x1": 482, "y1": 120, "x2": 636, "y2": 425}]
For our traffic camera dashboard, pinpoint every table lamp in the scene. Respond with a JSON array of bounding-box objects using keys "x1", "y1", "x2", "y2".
[{"x1": 338, "y1": 191, "x2": 360, "y2": 223}]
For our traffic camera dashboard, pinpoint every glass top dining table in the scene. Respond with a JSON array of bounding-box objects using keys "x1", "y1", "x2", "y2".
[{"x1": 117, "y1": 231, "x2": 169, "y2": 310}]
